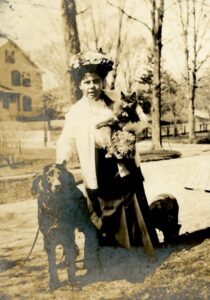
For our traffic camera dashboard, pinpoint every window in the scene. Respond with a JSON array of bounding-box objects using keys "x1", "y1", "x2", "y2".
[
  {"x1": 22, "y1": 96, "x2": 32, "y2": 112},
  {"x1": 5, "y1": 50, "x2": 15, "y2": 63},
  {"x1": 22, "y1": 72, "x2": 31, "y2": 87},
  {"x1": 17, "y1": 98, "x2": 20, "y2": 111},
  {"x1": 1, "y1": 93, "x2": 19, "y2": 109},
  {"x1": 11, "y1": 70, "x2": 21, "y2": 86},
  {"x1": 2, "y1": 94, "x2": 10, "y2": 109},
  {"x1": 10, "y1": 94, "x2": 18, "y2": 103}
]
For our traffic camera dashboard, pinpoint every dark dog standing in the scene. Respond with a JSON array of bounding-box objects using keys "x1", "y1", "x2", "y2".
[
  {"x1": 150, "y1": 194, "x2": 181, "y2": 244},
  {"x1": 32, "y1": 163, "x2": 99, "y2": 290}
]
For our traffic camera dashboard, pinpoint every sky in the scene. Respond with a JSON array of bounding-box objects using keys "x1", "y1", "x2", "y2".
[
  {"x1": 0, "y1": 0, "x2": 63, "y2": 49},
  {"x1": 0, "y1": 0, "x2": 210, "y2": 89},
  {"x1": 0, "y1": 0, "x2": 65, "y2": 90}
]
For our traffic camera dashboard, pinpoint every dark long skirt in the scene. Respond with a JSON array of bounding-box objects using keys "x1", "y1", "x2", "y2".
[{"x1": 86, "y1": 148, "x2": 159, "y2": 248}]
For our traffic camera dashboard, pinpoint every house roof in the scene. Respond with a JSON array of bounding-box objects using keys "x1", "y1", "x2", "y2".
[
  {"x1": 0, "y1": 84, "x2": 12, "y2": 91},
  {"x1": 0, "y1": 38, "x2": 8, "y2": 48},
  {"x1": 0, "y1": 38, "x2": 60, "y2": 91},
  {"x1": 0, "y1": 38, "x2": 41, "y2": 72},
  {"x1": 0, "y1": 84, "x2": 21, "y2": 94},
  {"x1": 195, "y1": 109, "x2": 210, "y2": 120}
]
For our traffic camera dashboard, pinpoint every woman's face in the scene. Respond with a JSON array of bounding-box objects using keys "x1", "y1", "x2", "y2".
[{"x1": 79, "y1": 73, "x2": 103, "y2": 100}]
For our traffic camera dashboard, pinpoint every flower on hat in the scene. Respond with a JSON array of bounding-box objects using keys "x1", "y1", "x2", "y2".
[{"x1": 69, "y1": 51, "x2": 113, "y2": 71}]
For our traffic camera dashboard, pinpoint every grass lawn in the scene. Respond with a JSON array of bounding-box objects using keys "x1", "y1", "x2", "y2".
[
  {"x1": 0, "y1": 147, "x2": 181, "y2": 178},
  {"x1": 0, "y1": 148, "x2": 55, "y2": 177},
  {"x1": 0, "y1": 120, "x2": 65, "y2": 131},
  {"x1": 162, "y1": 131, "x2": 210, "y2": 144},
  {"x1": 0, "y1": 147, "x2": 81, "y2": 177},
  {"x1": 0, "y1": 126, "x2": 209, "y2": 178}
]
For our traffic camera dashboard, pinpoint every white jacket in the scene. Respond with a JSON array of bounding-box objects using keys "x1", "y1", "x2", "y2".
[{"x1": 56, "y1": 91, "x2": 148, "y2": 189}]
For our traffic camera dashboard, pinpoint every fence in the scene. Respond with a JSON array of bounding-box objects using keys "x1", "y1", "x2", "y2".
[
  {"x1": 0, "y1": 139, "x2": 22, "y2": 166},
  {"x1": 0, "y1": 174, "x2": 36, "y2": 204},
  {"x1": 142, "y1": 121, "x2": 210, "y2": 139},
  {"x1": 0, "y1": 121, "x2": 209, "y2": 158},
  {"x1": 0, "y1": 140, "x2": 22, "y2": 153}
]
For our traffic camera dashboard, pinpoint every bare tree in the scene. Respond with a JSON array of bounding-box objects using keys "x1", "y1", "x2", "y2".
[
  {"x1": 78, "y1": 0, "x2": 130, "y2": 90},
  {"x1": 119, "y1": 38, "x2": 147, "y2": 93},
  {"x1": 108, "y1": 0, "x2": 126, "y2": 90},
  {"x1": 105, "y1": 0, "x2": 165, "y2": 148},
  {"x1": 149, "y1": 0, "x2": 165, "y2": 149},
  {"x1": 62, "y1": 0, "x2": 80, "y2": 103},
  {"x1": 177, "y1": 0, "x2": 210, "y2": 142}
]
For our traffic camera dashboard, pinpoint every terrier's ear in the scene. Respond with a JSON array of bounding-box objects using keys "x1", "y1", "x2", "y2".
[
  {"x1": 131, "y1": 92, "x2": 136, "y2": 99},
  {"x1": 121, "y1": 91, "x2": 126, "y2": 99}
]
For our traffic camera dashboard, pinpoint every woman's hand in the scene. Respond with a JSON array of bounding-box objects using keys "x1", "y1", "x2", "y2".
[
  {"x1": 95, "y1": 126, "x2": 111, "y2": 149},
  {"x1": 95, "y1": 117, "x2": 116, "y2": 129}
]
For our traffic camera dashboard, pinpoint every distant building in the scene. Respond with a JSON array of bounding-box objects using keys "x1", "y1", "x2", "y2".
[
  {"x1": 0, "y1": 38, "x2": 43, "y2": 120},
  {"x1": 194, "y1": 109, "x2": 210, "y2": 122}
]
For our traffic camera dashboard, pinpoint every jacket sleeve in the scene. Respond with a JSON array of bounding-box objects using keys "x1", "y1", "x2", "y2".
[{"x1": 56, "y1": 107, "x2": 77, "y2": 164}]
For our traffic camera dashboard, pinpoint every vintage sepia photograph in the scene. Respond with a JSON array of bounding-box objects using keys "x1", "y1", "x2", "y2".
[{"x1": 0, "y1": 0, "x2": 210, "y2": 299}]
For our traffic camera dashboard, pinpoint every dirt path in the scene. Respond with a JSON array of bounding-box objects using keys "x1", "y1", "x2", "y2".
[{"x1": 0, "y1": 144, "x2": 210, "y2": 299}]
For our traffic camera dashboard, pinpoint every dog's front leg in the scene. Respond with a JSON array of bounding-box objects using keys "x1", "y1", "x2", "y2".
[
  {"x1": 45, "y1": 239, "x2": 59, "y2": 290},
  {"x1": 62, "y1": 236, "x2": 79, "y2": 288}
]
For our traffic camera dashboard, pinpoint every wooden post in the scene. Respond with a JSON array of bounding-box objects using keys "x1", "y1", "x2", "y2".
[
  {"x1": 43, "y1": 98, "x2": 47, "y2": 147},
  {"x1": 183, "y1": 125, "x2": 186, "y2": 135},
  {"x1": 167, "y1": 126, "x2": 169, "y2": 137}
]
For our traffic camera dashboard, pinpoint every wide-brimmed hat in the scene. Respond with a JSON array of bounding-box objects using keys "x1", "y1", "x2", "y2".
[{"x1": 69, "y1": 50, "x2": 114, "y2": 83}]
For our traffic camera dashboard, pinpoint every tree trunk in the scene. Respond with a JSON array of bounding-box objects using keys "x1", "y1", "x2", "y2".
[
  {"x1": 177, "y1": 0, "x2": 198, "y2": 143},
  {"x1": 62, "y1": 0, "x2": 80, "y2": 103},
  {"x1": 152, "y1": 46, "x2": 161, "y2": 149},
  {"x1": 188, "y1": 0, "x2": 197, "y2": 142},
  {"x1": 110, "y1": 0, "x2": 125, "y2": 90},
  {"x1": 151, "y1": 0, "x2": 164, "y2": 150},
  {"x1": 188, "y1": 93, "x2": 195, "y2": 142}
]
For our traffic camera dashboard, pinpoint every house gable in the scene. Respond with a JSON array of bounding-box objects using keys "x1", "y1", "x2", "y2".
[
  {"x1": 0, "y1": 39, "x2": 41, "y2": 70},
  {"x1": 0, "y1": 39, "x2": 43, "y2": 120}
]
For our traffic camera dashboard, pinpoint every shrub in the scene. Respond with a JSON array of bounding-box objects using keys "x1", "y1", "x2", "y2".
[
  {"x1": 196, "y1": 134, "x2": 210, "y2": 144},
  {"x1": 139, "y1": 149, "x2": 182, "y2": 162}
]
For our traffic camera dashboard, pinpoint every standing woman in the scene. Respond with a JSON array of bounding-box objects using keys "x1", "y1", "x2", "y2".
[{"x1": 56, "y1": 51, "x2": 159, "y2": 249}]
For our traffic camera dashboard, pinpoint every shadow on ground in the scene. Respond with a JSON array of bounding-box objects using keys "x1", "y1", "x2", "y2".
[
  {"x1": 176, "y1": 227, "x2": 210, "y2": 248},
  {"x1": 79, "y1": 227, "x2": 210, "y2": 287},
  {"x1": 0, "y1": 228, "x2": 209, "y2": 299}
]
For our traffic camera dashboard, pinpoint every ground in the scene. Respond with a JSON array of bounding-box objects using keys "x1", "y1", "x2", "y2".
[{"x1": 0, "y1": 141, "x2": 210, "y2": 299}]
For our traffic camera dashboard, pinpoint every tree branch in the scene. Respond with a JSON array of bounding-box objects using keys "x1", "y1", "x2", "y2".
[
  {"x1": 0, "y1": 30, "x2": 17, "y2": 40},
  {"x1": 197, "y1": 54, "x2": 210, "y2": 71},
  {"x1": 89, "y1": 5, "x2": 99, "y2": 50},
  {"x1": 106, "y1": 0, "x2": 152, "y2": 32},
  {"x1": 77, "y1": 8, "x2": 89, "y2": 15}
]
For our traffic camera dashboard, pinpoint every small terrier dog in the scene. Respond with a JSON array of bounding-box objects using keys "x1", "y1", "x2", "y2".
[{"x1": 96, "y1": 92, "x2": 148, "y2": 161}]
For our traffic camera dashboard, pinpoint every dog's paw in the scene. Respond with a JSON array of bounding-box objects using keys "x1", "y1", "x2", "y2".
[
  {"x1": 49, "y1": 280, "x2": 60, "y2": 291},
  {"x1": 69, "y1": 278, "x2": 81, "y2": 291}
]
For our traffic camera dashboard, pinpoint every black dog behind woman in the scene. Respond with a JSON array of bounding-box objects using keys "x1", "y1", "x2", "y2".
[{"x1": 150, "y1": 193, "x2": 181, "y2": 245}]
